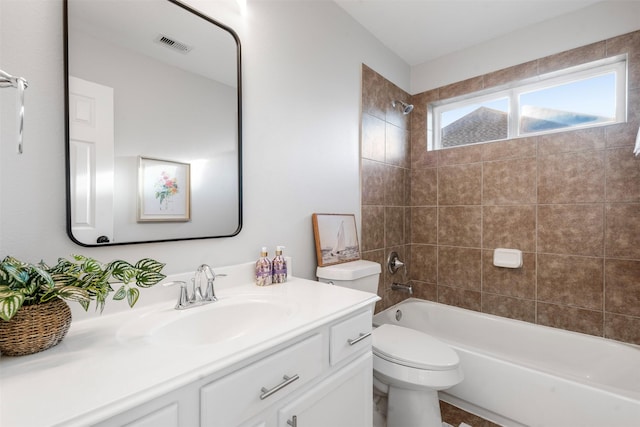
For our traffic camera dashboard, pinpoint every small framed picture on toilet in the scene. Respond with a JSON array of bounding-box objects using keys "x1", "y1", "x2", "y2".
[{"x1": 312, "y1": 213, "x2": 361, "y2": 267}]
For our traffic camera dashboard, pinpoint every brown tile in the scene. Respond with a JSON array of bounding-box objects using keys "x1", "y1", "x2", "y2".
[
  {"x1": 404, "y1": 207, "x2": 412, "y2": 245},
  {"x1": 605, "y1": 259, "x2": 640, "y2": 317},
  {"x1": 361, "y1": 113, "x2": 385, "y2": 162},
  {"x1": 385, "y1": 123, "x2": 410, "y2": 168},
  {"x1": 482, "y1": 250, "x2": 535, "y2": 299},
  {"x1": 439, "y1": 76, "x2": 483, "y2": 99},
  {"x1": 440, "y1": 400, "x2": 501, "y2": 427},
  {"x1": 482, "y1": 293, "x2": 535, "y2": 323},
  {"x1": 410, "y1": 280, "x2": 437, "y2": 302},
  {"x1": 361, "y1": 206, "x2": 384, "y2": 251},
  {"x1": 606, "y1": 30, "x2": 640, "y2": 90},
  {"x1": 483, "y1": 205, "x2": 536, "y2": 251},
  {"x1": 483, "y1": 157, "x2": 536, "y2": 205},
  {"x1": 604, "y1": 313, "x2": 640, "y2": 346},
  {"x1": 438, "y1": 206, "x2": 482, "y2": 247},
  {"x1": 537, "y1": 150, "x2": 605, "y2": 204},
  {"x1": 538, "y1": 204, "x2": 604, "y2": 257},
  {"x1": 410, "y1": 91, "x2": 439, "y2": 170},
  {"x1": 410, "y1": 168, "x2": 437, "y2": 206},
  {"x1": 384, "y1": 165, "x2": 406, "y2": 206},
  {"x1": 537, "y1": 303, "x2": 604, "y2": 336},
  {"x1": 605, "y1": 203, "x2": 640, "y2": 259},
  {"x1": 438, "y1": 163, "x2": 482, "y2": 205},
  {"x1": 438, "y1": 246, "x2": 481, "y2": 290},
  {"x1": 385, "y1": 207, "x2": 404, "y2": 248},
  {"x1": 361, "y1": 65, "x2": 387, "y2": 120},
  {"x1": 361, "y1": 159, "x2": 385, "y2": 205},
  {"x1": 537, "y1": 127, "x2": 605, "y2": 156},
  {"x1": 438, "y1": 285, "x2": 481, "y2": 312},
  {"x1": 410, "y1": 244, "x2": 437, "y2": 284},
  {"x1": 537, "y1": 253, "x2": 603, "y2": 310},
  {"x1": 538, "y1": 41, "x2": 606, "y2": 75},
  {"x1": 481, "y1": 137, "x2": 537, "y2": 162},
  {"x1": 484, "y1": 60, "x2": 538, "y2": 89},
  {"x1": 438, "y1": 144, "x2": 483, "y2": 166},
  {"x1": 411, "y1": 207, "x2": 437, "y2": 244},
  {"x1": 606, "y1": 148, "x2": 640, "y2": 202},
  {"x1": 411, "y1": 136, "x2": 438, "y2": 169}
]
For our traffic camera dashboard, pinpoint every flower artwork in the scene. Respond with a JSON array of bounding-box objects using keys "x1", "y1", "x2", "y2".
[
  {"x1": 138, "y1": 157, "x2": 190, "y2": 222},
  {"x1": 155, "y1": 171, "x2": 179, "y2": 210}
]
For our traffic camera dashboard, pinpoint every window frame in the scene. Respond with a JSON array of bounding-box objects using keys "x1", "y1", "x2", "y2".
[{"x1": 428, "y1": 54, "x2": 627, "y2": 151}]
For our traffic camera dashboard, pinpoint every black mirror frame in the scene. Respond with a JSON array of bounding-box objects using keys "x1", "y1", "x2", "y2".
[{"x1": 63, "y1": 0, "x2": 243, "y2": 247}]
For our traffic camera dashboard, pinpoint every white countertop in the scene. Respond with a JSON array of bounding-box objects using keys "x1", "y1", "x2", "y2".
[{"x1": 0, "y1": 262, "x2": 378, "y2": 427}]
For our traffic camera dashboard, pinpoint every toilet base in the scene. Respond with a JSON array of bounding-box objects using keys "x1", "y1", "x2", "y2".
[{"x1": 387, "y1": 386, "x2": 442, "y2": 427}]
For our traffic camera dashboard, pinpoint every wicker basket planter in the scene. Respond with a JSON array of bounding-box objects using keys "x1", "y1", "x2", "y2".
[{"x1": 0, "y1": 298, "x2": 72, "y2": 357}]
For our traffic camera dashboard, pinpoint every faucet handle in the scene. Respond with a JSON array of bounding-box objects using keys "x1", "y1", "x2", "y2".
[
  {"x1": 204, "y1": 273, "x2": 226, "y2": 302},
  {"x1": 163, "y1": 281, "x2": 189, "y2": 309}
]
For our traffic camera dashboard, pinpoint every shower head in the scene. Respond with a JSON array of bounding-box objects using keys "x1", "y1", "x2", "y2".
[{"x1": 392, "y1": 100, "x2": 414, "y2": 115}]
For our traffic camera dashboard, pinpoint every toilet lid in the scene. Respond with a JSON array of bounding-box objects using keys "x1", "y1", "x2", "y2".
[{"x1": 372, "y1": 324, "x2": 460, "y2": 371}]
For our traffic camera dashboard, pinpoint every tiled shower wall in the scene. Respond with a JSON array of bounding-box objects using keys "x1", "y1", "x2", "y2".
[{"x1": 361, "y1": 30, "x2": 640, "y2": 346}]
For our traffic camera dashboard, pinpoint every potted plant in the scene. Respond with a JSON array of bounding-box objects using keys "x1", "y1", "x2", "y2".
[{"x1": 0, "y1": 255, "x2": 166, "y2": 356}]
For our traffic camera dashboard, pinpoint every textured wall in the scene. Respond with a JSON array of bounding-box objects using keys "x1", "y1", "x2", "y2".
[{"x1": 362, "y1": 31, "x2": 640, "y2": 345}]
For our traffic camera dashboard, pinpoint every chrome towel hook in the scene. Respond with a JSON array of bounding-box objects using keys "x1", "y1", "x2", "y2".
[{"x1": 0, "y1": 68, "x2": 29, "y2": 154}]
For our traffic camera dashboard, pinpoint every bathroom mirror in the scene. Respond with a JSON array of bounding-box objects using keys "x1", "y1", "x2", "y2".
[{"x1": 64, "y1": 0, "x2": 242, "y2": 246}]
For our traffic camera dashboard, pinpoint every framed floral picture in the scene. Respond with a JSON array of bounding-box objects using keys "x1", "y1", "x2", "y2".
[
  {"x1": 137, "y1": 156, "x2": 190, "y2": 222},
  {"x1": 312, "y1": 213, "x2": 361, "y2": 267}
]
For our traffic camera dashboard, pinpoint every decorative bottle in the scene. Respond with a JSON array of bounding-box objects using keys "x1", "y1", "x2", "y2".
[
  {"x1": 272, "y1": 246, "x2": 287, "y2": 283},
  {"x1": 255, "y1": 247, "x2": 272, "y2": 286}
]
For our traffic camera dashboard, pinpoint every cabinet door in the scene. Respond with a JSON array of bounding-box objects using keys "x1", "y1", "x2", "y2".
[
  {"x1": 278, "y1": 353, "x2": 372, "y2": 427},
  {"x1": 93, "y1": 385, "x2": 198, "y2": 427}
]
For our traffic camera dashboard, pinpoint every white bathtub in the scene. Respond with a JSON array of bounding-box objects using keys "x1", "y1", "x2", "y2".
[{"x1": 373, "y1": 298, "x2": 640, "y2": 427}]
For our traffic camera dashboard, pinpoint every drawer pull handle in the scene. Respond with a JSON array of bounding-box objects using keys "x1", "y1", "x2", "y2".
[
  {"x1": 287, "y1": 415, "x2": 298, "y2": 426},
  {"x1": 347, "y1": 331, "x2": 371, "y2": 346},
  {"x1": 259, "y1": 374, "x2": 300, "y2": 400}
]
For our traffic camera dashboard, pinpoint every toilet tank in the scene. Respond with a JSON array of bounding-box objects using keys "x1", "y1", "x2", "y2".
[{"x1": 316, "y1": 260, "x2": 381, "y2": 294}]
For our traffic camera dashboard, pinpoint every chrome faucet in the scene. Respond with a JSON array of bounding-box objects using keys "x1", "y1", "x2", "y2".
[
  {"x1": 164, "y1": 264, "x2": 225, "y2": 310},
  {"x1": 196, "y1": 264, "x2": 220, "y2": 303}
]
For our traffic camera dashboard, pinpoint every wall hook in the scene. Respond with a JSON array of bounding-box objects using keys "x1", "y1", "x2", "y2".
[{"x1": 0, "y1": 68, "x2": 29, "y2": 154}]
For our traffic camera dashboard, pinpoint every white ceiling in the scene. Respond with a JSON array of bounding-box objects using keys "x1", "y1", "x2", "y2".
[{"x1": 334, "y1": 0, "x2": 602, "y2": 66}]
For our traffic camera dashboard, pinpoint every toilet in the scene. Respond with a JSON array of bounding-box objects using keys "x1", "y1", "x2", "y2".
[{"x1": 316, "y1": 260, "x2": 463, "y2": 427}]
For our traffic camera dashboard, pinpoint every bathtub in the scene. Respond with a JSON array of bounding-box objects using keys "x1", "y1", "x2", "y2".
[{"x1": 373, "y1": 298, "x2": 640, "y2": 427}]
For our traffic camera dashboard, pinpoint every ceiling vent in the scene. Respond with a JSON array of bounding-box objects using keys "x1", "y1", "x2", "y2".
[{"x1": 154, "y1": 34, "x2": 193, "y2": 54}]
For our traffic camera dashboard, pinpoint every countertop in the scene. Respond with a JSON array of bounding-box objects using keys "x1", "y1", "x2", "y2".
[{"x1": 0, "y1": 262, "x2": 378, "y2": 427}]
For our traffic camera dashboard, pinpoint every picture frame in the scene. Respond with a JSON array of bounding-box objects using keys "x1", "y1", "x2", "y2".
[
  {"x1": 312, "y1": 213, "x2": 361, "y2": 267},
  {"x1": 137, "y1": 156, "x2": 191, "y2": 222}
]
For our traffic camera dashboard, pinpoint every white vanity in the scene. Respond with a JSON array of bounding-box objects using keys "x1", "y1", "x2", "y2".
[{"x1": 0, "y1": 262, "x2": 379, "y2": 427}]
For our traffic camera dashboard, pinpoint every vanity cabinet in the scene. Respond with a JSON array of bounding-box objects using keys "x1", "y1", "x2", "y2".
[
  {"x1": 201, "y1": 309, "x2": 373, "y2": 427},
  {"x1": 276, "y1": 352, "x2": 372, "y2": 427},
  {"x1": 95, "y1": 308, "x2": 373, "y2": 427},
  {"x1": 94, "y1": 384, "x2": 198, "y2": 427}
]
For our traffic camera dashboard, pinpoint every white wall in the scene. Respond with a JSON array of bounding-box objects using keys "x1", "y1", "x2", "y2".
[
  {"x1": 0, "y1": 0, "x2": 409, "y2": 290},
  {"x1": 411, "y1": 0, "x2": 640, "y2": 94}
]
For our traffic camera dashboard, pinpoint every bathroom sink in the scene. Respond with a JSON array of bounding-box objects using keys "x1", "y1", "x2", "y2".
[{"x1": 118, "y1": 296, "x2": 296, "y2": 347}]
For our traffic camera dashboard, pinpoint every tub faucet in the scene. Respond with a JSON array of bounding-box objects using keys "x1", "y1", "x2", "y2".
[{"x1": 391, "y1": 282, "x2": 413, "y2": 295}]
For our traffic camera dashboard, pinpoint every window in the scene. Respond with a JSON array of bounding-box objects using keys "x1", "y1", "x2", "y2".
[{"x1": 429, "y1": 55, "x2": 627, "y2": 150}]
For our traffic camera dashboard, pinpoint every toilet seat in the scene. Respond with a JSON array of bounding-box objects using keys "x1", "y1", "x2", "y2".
[{"x1": 372, "y1": 324, "x2": 460, "y2": 371}]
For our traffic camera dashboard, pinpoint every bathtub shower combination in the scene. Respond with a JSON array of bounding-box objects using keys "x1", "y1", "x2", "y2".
[{"x1": 373, "y1": 299, "x2": 640, "y2": 427}]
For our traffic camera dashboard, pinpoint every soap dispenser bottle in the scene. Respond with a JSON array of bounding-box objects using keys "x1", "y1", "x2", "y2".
[
  {"x1": 272, "y1": 246, "x2": 287, "y2": 283},
  {"x1": 255, "y1": 247, "x2": 272, "y2": 286}
]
